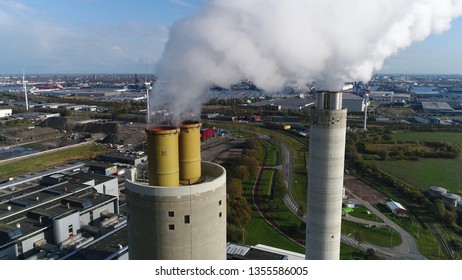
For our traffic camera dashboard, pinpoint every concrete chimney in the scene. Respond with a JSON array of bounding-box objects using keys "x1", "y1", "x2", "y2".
[{"x1": 306, "y1": 91, "x2": 347, "y2": 260}]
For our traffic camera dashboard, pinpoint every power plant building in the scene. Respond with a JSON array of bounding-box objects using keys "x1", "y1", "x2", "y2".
[
  {"x1": 305, "y1": 92, "x2": 347, "y2": 260},
  {"x1": 125, "y1": 120, "x2": 227, "y2": 260},
  {"x1": 0, "y1": 172, "x2": 120, "y2": 260}
]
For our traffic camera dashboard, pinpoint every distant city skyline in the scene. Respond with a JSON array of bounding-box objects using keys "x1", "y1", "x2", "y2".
[{"x1": 0, "y1": 0, "x2": 461, "y2": 75}]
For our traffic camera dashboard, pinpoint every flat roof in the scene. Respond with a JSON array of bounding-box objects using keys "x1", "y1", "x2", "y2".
[
  {"x1": 421, "y1": 101, "x2": 454, "y2": 110},
  {"x1": 0, "y1": 182, "x2": 92, "y2": 219},
  {"x1": 64, "y1": 224, "x2": 128, "y2": 260},
  {"x1": 0, "y1": 191, "x2": 116, "y2": 248},
  {"x1": 70, "y1": 172, "x2": 116, "y2": 185},
  {"x1": 343, "y1": 92, "x2": 363, "y2": 100},
  {"x1": 226, "y1": 243, "x2": 304, "y2": 260}
]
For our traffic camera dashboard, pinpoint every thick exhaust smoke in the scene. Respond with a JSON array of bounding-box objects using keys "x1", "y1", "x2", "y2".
[{"x1": 151, "y1": 0, "x2": 462, "y2": 122}]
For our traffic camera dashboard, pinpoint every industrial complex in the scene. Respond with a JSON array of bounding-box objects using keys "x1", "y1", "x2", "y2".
[
  {"x1": 0, "y1": 89, "x2": 351, "y2": 260},
  {"x1": 2, "y1": 73, "x2": 462, "y2": 261}
]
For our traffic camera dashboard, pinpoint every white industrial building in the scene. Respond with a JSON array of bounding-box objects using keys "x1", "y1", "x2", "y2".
[
  {"x1": 421, "y1": 102, "x2": 455, "y2": 114},
  {"x1": 386, "y1": 200, "x2": 407, "y2": 215},
  {"x1": 342, "y1": 92, "x2": 367, "y2": 112},
  {"x1": 367, "y1": 91, "x2": 395, "y2": 102},
  {"x1": 0, "y1": 109, "x2": 12, "y2": 118}
]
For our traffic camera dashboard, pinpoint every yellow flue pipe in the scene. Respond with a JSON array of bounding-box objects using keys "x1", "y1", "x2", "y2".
[
  {"x1": 145, "y1": 125, "x2": 180, "y2": 187},
  {"x1": 179, "y1": 120, "x2": 202, "y2": 185}
]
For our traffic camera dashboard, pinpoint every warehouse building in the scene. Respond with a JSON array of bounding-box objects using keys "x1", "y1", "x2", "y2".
[
  {"x1": 0, "y1": 172, "x2": 119, "y2": 260},
  {"x1": 0, "y1": 108, "x2": 12, "y2": 118},
  {"x1": 386, "y1": 200, "x2": 407, "y2": 215}
]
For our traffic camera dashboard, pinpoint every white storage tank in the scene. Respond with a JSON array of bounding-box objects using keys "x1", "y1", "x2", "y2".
[
  {"x1": 428, "y1": 186, "x2": 447, "y2": 198},
  {"x1": 456, "y1": 200, "x2": 462, "y2": 213},
  {"x1": 442, "y1": 193, "x2": 461, "y2": 207}
]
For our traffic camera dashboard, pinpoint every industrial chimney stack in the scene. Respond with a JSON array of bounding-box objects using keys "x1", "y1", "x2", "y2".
[
  {"x1": 305, "y1": 92, "x2": 347, "y2": 260},
  {"x1": 125, "y1": 120, "x2": 226, "y2": 260}
]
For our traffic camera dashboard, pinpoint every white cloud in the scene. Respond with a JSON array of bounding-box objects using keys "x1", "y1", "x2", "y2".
[
  {"x1": 152, "y1": 0, "x2": 462, "y2": 121},
  {"x1": 168, "y1": 0, "x2": 197, "y2": 9},
  {"x1": 0, "y1": 0, "x2": 35, "y2": 14}
]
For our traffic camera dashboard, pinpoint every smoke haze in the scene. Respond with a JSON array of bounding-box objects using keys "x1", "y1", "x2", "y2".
[{"x1": 151, "y1": 0, "x2": 462, "y2": 122}]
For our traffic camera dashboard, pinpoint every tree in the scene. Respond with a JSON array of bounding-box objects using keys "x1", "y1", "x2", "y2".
[
  {"x1": 433, "y1": 200, "x2": 446, "y2": 221},
  {"x1": 444, "y1": 208, "x2": 457, "y2": 227},
  {"x1": 228, "y1": 179, "x2": 243, "y2": 198},
  {"x1": 237, "y1": 165, "x2": 251, "y2": 180}
]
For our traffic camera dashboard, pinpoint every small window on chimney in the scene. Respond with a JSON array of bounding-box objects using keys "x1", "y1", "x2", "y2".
[
  {"x1": 218, "y1": 200, "x2": 222, "y2": 206},
  {"x1": 219, "y1": 212, "x2": 222, "y2": 218}
]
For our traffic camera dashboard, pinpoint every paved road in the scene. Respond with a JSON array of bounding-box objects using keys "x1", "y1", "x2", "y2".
[{"x1": 344, "y1": 189, "x2": 427, "y2": 259}]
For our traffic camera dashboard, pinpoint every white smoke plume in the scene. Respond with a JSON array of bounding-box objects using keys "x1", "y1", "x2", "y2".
[{"x1": 151, "y1": 0, "x2": 462, "y2": 122}]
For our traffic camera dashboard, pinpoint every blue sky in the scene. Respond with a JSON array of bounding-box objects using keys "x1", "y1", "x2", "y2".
[
  {"x1": 0, "y1": 0, "x2": 461, "y2": 75},
  {"x1": 380, "y1": 16, "x2": 462, "y2": 75}
]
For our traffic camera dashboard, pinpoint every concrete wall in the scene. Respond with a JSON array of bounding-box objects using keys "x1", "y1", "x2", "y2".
[
  {"x1": 342, "y1": 98, "x2": 365, "y2": 113},
  {"x1": 53, "y1": 210, "x2": 80, "y2": 244},
  {"x1": 125, "y1": 162, "x2": 226, "y2": 260},
  {"x1": 93, "y1": 177, "x2": 119, "y2": 198},
  {"x1": 90, "y1": 201, "x2": 118, "y2": 220},
  {"x1": 79, "y1": 199, "x2": 117, "y2": 226},
  {"x1": 21, "y1": 232, "x2": 45, "y2": 256}
]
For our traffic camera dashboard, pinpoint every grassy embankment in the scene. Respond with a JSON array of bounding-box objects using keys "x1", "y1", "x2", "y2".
[
  {"x1": 0, "y1": 144, "x2": 108, "y2": 179},
  {"x1": 347, "y1": 204, "x2": 384, "y2": 223}
]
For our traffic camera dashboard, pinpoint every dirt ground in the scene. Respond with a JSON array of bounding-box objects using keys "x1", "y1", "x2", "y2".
[{"x1": 344, "y1": 174, "x2": 388, "y2": 204}]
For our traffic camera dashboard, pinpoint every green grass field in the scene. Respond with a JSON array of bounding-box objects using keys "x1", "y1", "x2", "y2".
[
  {"x1": 341, "y1": 220, "x2": 402, "y2": 248},
  {"x1": 392, "y1": 131, "x2": 462, "y2": 144},
  {"x1": 373, "y1": 158, "x2": 462, "y2": 192},
  {"x1": 347, "y1": 204, "x2": 384, "y2": 223}
]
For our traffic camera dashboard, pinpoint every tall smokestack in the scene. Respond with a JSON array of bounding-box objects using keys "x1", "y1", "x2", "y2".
[
  {"x1": 126, "y1": 123, "x2": 227, "y2": 260},
  {"x1": 179, "y1": 120, "x2": 202, "y2": 185},
  {"x1": 22, "y1": 69, "x2": 28, "y2": 112},
  {"x1": 145, "y1": 125, "x2": 180, "y2": 187},
  {"x1": 306, "y1": 91, "x2": 347, "y2": 260}
]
